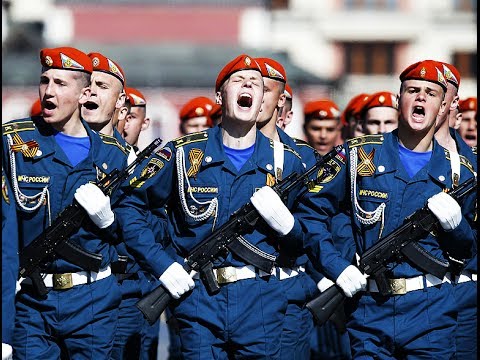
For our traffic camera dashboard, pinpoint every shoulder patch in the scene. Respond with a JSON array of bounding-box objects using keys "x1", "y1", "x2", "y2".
[
  {"x1": 347, "y1": 134, "x2": 384, "y2": 148},
  {"x1": 293, "y1": 137, "x2": 315, "y2": 150},
  {"x1": 2, "y1": 120, "x2": 35, "y2": 135},
  {"x1": 173, "y1": 131, "x2": 208, "y2": 148},
  {"x1": 99, "y1": 133, "x2": 128, "y2": 155}
]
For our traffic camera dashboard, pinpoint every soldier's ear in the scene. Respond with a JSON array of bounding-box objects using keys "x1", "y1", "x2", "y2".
[
  {"x1": 115, "y1": 91, "x2": 126, "y2": 110},
  {"x1": 78, "y1": 87, "x2": 91, "y2": 105},
  {"x1": 277, "y1": 93, "x2": 286, "y2": 109}
]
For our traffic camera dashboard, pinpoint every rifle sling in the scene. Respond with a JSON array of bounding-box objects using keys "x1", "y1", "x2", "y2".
[{"x1": 400, "y1": 242, "x2": 449, "y2": 279}]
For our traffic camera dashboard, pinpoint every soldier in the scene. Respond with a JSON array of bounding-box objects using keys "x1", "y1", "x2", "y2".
[
  {"x1": 303, "y1": 99, "x2": 342, "y2": 156},
  {"x1": 3, "y1": 46, "x2": 125, "y2": 359},
  {"x1": 458, "y1": 97, "x2": 477, "y2": 147},
  {"x1": 276, "y1": 83, "x2": 294, "y2": 130},
  {"x1": 254, "y1": 57, "x2": 317, "y2": 359},
  {"x1": 179, "y1": 96, "x2": 215, "y2": 135},
  {"x1": 299, "y1": 60, "x2": 476, "y2": 358},
  {"x1": 434, "y1": 61, "x2": 477, "y2": 359},
  {"x1": 123, "y1": 87, "x2": 150, "y2": 151},
  {"x1": 341, "y1": 93, "x2": 370, "y2": 141},
  {"x1": 115, "y1": 54, "x2": 309, "y2": 358},
  {"x1": 359, "y1": 91, "x2": 399, "y2": 135}
]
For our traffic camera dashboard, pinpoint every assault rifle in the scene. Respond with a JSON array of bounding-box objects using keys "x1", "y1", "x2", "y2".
[
  {"x1": 19, "y1": 138, "x2": 163, "y2": 296},
  {"x1": 306, "y1": 176, "x2": 477, "y2": 326},
  {"x1": 136, "y1": 145, "x2": 345, "y2": 325}
]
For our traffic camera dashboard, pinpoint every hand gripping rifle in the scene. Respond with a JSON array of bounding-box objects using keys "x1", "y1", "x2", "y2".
[
  {"x1": 18, "y1": 138, "x2": 163, "y2": 296},
  {"x1": 306, "y1": 176, "x2": 477, "y2": 326},
  {"x1": 136, "y1": 145, "x2": 346, "y2": 325}
]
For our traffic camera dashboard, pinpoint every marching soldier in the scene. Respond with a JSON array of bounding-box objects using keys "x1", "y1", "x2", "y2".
[
  {"x1": 359, "y1": 91, "x2": 399, "y2": 135},
  {"x1": 115, "y1": 54, "x2": 310, "y2": 358},
  {"x1": 299, "y1": 60, "x2": 476, "y2": 358},
  {"x1": 3, "y1": 46, "x2": 125, "y2": 359},
  {"x1": 458, "y1": 97, "x2": 477, "y2": 147}
]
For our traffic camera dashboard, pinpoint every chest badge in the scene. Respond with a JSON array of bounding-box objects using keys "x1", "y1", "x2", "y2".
[
  {"x1": 10, "y1": 133, "x2": 40, "y2": 158},
  {"x1": 186, "y1": 148, "x2": 204, "y2": 178},
  {"x1": 266, "y1": 173, "x2": 276, "y2": 186},
  {"x1": 357, "y1": 147, "x2": 376, "y2": 177}
]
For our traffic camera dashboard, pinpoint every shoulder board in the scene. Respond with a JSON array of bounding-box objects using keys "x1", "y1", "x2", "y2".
[
  {"x1": 99, "y1": 133, "x2": 128, "y2": 155},
  {"x1": 459, "y1": 154, "x2": 475, "y2": 174},
  {"x1": 2, "y1": 119, "x2": 35, "y2": 135},
  {"x1": 471, "y1": 146, "x2": 477, "y2": 155},
  {"x1": 347, "y1": 134, "x2": 384, "y2": 148},
  {"x1": 293, "y1": 137, "x2": 314, "y2": 149},
  {"x1": 269, "y1": 139, "x2": 301, "y2": 160},
  {"x1": 173, "y1": 131, "x2": 208, "y2": 148}
]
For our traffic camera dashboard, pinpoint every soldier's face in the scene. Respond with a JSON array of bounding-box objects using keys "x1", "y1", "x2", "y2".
[
  {"x1": 256, "y1": 77, "x2": 285, "y2": 127},
  {"x1": 363, "y1": 107, "x2": 399, "y2": 135},
  {"x1": 458, "y1": 110, "x2": 477, "y2": 147},
  {"x1": 123, "y1": 106, "x2": 148, "y2": 146},
  {"x1": 219, "y1": 70, "x2": 264, "y2": 124},
  {"x1": 81, "y1": 71, "x2": 125, "y2": 126},
  {"x1": 435, "y1": 82, "x2": 458, "y2": 131},
  {"x1": 399, "y1": 80, "x2": 446, "y2": 134},
  {"x1": 304, "y1": 118, "x2": 340, "y2": 156},
  {"x1": 181, "y1": 116, "x2": 211, "y2": 135},
  {"x1": 39, "y1": 68, "x2": 87, "y2": 125}
]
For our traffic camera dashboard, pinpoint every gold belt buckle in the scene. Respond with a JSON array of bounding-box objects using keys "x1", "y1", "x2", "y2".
[
  {"x1": 53, "y1": 273, "x2": 73, "y2": 290},
  {"x1": 389, "y1": 278, "x2": 406, "y2": 295},
  {"x1": 216, "y1": 267, "x2": 237, "y2": 285}
]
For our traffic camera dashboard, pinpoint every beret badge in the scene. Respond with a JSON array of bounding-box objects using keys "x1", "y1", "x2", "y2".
[
  {"x1": 244, "y1": 57, "x2": 251, "y2": 66},
  {"x1": 45, "y1": 56, "x2": 53, "y2": 67}
]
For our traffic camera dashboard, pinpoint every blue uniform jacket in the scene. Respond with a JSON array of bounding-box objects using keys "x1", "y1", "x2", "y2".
[
  {"x1": 2, "y1": 167, "x2": 18, "y2": 345},
  {"x1": 300, "y1": 130, "x2": 476, "y2": 280},
  {"x1": 115, "y1": 125, "x2": 307, "y2": 278},
  {"x1": 2, "y1": 116, "x2": 128, "y2": 273}
]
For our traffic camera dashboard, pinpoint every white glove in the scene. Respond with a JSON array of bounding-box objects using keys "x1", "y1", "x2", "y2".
[
  {"x1": 250, "y1": 186, "x2": 294, "y2": 236},
  {"x1": 15, "y1": 277, "x2": 25, "y2": 295},
  {"x1": 427, "y1": 191, "x2": 462, "y2": 231},
  {"x1": 336, "y1": 265, "x2": 367, "y2": 298},
  {"x1": 159, "y1": 262, "x2": 195, "y2": 299},
  {"x1": 317, "y1": 277, "x2": 335, "y2": 293},
  {"x1": 74, "y1": 183, "x2": 115, "y2": 229},
  {"x1": 2, "y1": 343, "x2": 12, "y2": 360}
]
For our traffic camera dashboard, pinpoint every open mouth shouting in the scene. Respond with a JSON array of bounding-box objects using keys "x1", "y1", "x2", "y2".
[
  {"x1": 412, "y1": 105, "x2": 425, "y2": 121},
  {"x1": 41, "y1": 100, "x2": 56, "y2": 116},
  {"x1": 237, "y1": 93, "x2": 253, "y2": 109},
  {"x1": 83, "y1": 100, "x2": 99, "y2": 111}
]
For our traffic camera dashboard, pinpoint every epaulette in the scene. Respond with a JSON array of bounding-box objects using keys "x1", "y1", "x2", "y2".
[
  {"x1": 269, "y1": 139, "x2": 301, "y2": 160},
  {"x1": 444, "y1": 149, "x2": 476, "y2": 175},
  {"x1": 459, "y1": 154, "x2": 475, "y2": 175},
  {"x1": 173, "y1": 131, "x2": 208, "y2": 148},
  {"x1": 471, "y1": 146, "x2": 477, "y2": 155},
  {"x1": 347, "y1": 134, "x2": 384, "y2": 148},
  {"x1": 2, "y1": 119, "x2": 35, "y2": 136},
  {"x1": 99, "y1": 133, "x2": 128, "y2": 155},
  {"x1": 293, "y1": 137, "x2": 315, "y2": 150}
]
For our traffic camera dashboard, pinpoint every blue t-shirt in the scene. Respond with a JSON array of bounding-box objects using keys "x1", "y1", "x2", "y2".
[
  {"x1": 223, "y1": 144, "x2": 255, "y2": 171},
  {"x1": 398, "y1": 143, "x2": 432, "y2": 178},
  {"x1": 54, "y1": 132, "x2": 90, "y2": 167}
]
